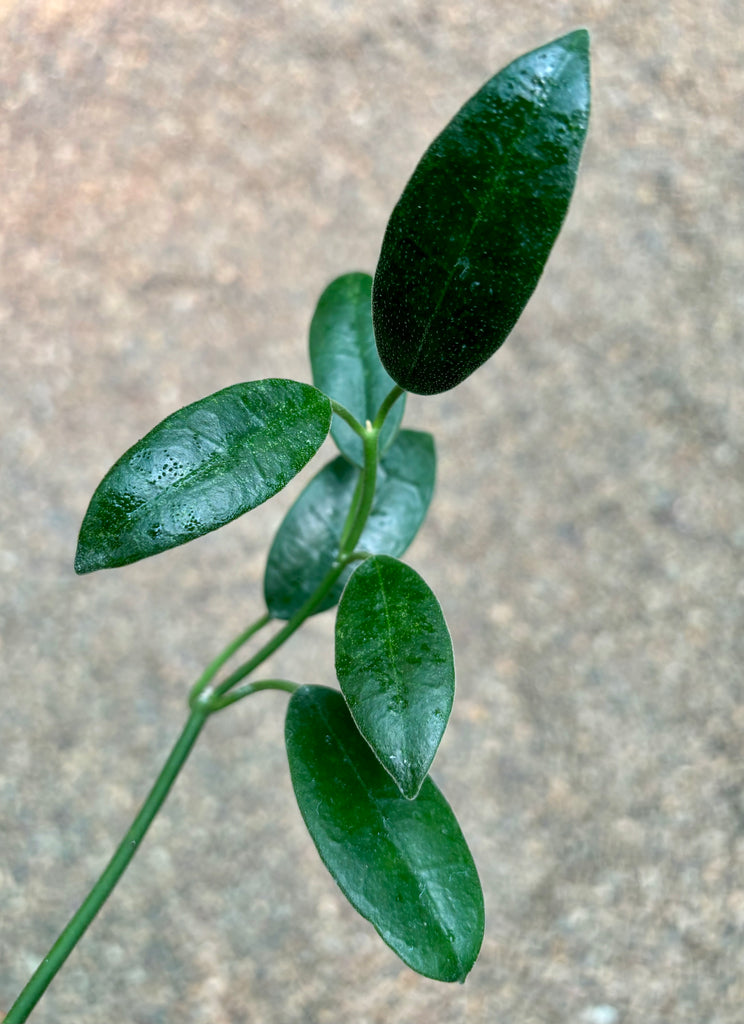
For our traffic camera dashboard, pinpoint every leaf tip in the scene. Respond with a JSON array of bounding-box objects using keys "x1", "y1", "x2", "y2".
[
  {"x1": 74, "y1": 520, "x2": 114, "y2": 574},
  {"x1": 73, "y1": 541, "x2": 95, "y2": 575},
  {"x1": 397, "y1": 771, "x2": 423, "y2": 801},
  {"x1": 390, "y1": 753, "x2": 430, "y2": 800},
  {"x1": 560, "y1": 27, "x2": 590, "y2": 53}
]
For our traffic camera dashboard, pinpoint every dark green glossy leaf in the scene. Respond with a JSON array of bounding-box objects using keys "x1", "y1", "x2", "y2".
[
  {"x1": 335, "y1": 555, "x2": 454, "y2": 798},
  {"x1": 75, "y1": 380, "x2": 332, "y2": 573},
  {"x1": 310, "y1": 272, "x2": 405, "y2": 466},
  {"x1": 372, "y1": 29, "x2": 591, "y2": 394},
  {"x1": 264, "y1": 430, "x2": 435, "y2": 619},
  {"x1": 285, "y1": 685, "x2": 484, "y2": 982}
]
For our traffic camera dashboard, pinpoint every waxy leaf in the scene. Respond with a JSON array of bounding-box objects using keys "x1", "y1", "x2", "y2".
[
  {"x1": 373, "y1": 29, "x2": 591, "y2": 394},
  {"x1": 310, "y1": 272, "x2": 405, "y2": 466},
  {"x1": 75, "y1": 380, "x2": 332, "y2": 573},
  {"x1": 264, "y1": 430, "x2": 435, "y2": 619},
  {"x1": 335, "y1": 555, "x2": 454, "y2": 798},
  {"x1": 285, "y1": 686, "x2": 484, "y2": 982}
]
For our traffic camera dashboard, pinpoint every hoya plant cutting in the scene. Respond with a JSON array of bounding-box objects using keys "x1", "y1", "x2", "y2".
[{"x1": 3, "y1": 30, "x2": 591, "y2": 1021}]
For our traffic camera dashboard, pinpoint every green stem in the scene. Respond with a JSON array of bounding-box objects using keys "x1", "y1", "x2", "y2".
[
  {"x1": 188, "y1": 611, "x2": 271, "y2": 707},
  {"x1": 209, "y1": 678, "x2": 299, "y2": 712},
  {"x1": 204, "y1": 559, "x2": 347, "y2": 703},
  {"x1": 339, "y1": 426, "x2": 379, "y2": 556},
  {"x1": 5, "y1": 709, "x2": 209, "y2": 1024},
  {"x1": 337, "y1": 469, "x2": 366, "y2": 553},
  {"x1": 373, "y1": 384, "x2": 405, "y2": 431},
  {"x1": 337, "y1": 384, "x2": 404, "y2": 556},
  {"x1": 329, "y1": 399, "x2": 366, "y2": 439}
]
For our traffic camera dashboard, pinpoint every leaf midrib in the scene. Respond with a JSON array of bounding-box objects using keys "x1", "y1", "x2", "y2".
[
  {"x1": 315, "y1": 693, "x2": 463, "y2": 974},
  {"x1": 95, "y1": 391, "x2": 327, "y2": 554},
  {"x1": 406, "y1": 46, "x2": 574, "y2": 376}
]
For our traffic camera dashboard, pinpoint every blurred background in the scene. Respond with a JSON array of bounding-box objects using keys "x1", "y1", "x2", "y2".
[{"x1": 1, "y1": 2, "x2": 742, "y2": 1021}]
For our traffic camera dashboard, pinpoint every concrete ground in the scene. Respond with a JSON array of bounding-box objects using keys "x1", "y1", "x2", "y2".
[{"x1": 1, "y1": 2, "x2": 743, "y2": 1022}]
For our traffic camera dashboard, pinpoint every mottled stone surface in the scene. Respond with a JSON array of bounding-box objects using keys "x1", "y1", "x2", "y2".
[{"x1": 1, "y1": 2, "x2": 743, "y2": 1022}]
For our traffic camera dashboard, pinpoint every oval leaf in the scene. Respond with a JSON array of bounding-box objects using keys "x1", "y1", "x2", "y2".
[
  {"x1": 75, "y1": 380, "x2": 332, "y2": 573},
  {"x1": 264, "y1": 430, "x2": 435, "y2": 619},
  {"x1": 285, "y1": 685, "x2": 484, "y2": 982},
  {"x1": 372, "y1": 29, "x2": 591, "y2": 394},
  {"x1": 335, "y1": 554, "x2": 454, "y2": 799},
  {"x1": 310, "y1": 272, "x2": 405, "y2": 466}
]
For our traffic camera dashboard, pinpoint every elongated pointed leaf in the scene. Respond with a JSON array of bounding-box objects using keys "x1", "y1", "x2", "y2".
[
  {"x1": 286, "y1": 686, "x2": 483, "y2": 981},
  {"x1": 264, "y1": 430, "x2": 435, "y2": 619},
  {"x1": 310, "y1": 272, "x2": 405, "y2": 466},
  {"x1": 75, "y1": 380, "x2": 332, "y2": 573},
  {"x1": 373, "y1": 29, "x2": 591, "y2": 394},
  {"x1": 335, "y1": 555, "x2": 454, "y2": 798}
]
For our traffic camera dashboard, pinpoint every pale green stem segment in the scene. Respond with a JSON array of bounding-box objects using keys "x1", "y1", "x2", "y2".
[
  {"x1": 338, "y1": 469, "x2": 366, "y2": 553},
  {"x1": 329, "y1": 398, "x2": 367, "y2": 439},
  {"x1": 372, "y1": 384, "x2": 404, "y2": 431},
  {"x1": 4, "y1": 709, "x2": 208, "y2": 1023},
  {"x1": 201, "y1": 559, "x2": 350, "y2": 704},
  {"x1": 209, "y1": 678, "x2": 299, "y2": 712},
  {"x1": 5, "y1": 384, "x2": 404, "y2": 1022},
  {"x1": 188, "y1": 611, "x2": 271, "y2": 707},
  {"x1": 340, "y1": 425, "x2": 379, "y2": 554},
  {"x1": 332, "y1": 389, "x2": 403, "y2": 551}
]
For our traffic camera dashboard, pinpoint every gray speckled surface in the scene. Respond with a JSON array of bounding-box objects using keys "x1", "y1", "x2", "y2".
[{"x1": 1, "y1": 2, "x2": 743, "y2": 1022}]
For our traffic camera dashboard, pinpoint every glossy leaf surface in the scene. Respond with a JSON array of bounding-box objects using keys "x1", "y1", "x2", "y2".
[
  {"x1": 335, "y1": 555, "x2": 454, "y2": 798},
  {"x1": 373, "y1": 30, "x2": 590, "y2": 394},
  {"x1": 75, "y1": 380, "x2": 332, "y2": 572},
  {"x1": 310, "y1": 272, "x2": 405, "y2": 466},
  {"x1": 285, "y1": 686, "x2": 484, "y2": 981},
  {"x1": 264, "y1": 430, "x2": 435, "y2": 619}
]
